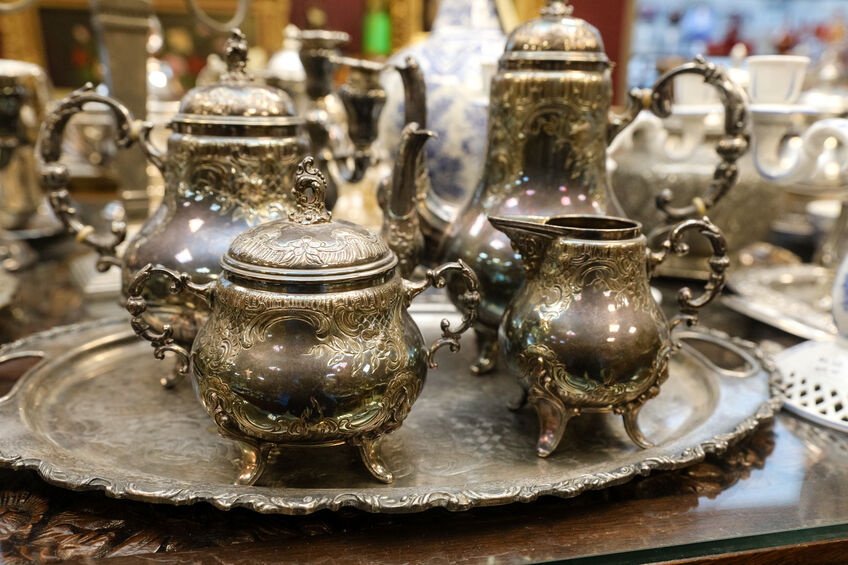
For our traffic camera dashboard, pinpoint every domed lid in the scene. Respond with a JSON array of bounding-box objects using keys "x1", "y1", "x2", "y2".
[
  {"x1": 222, "y1": 157, "x2": 396, "y2": 284},
  {"x1": 502, "y1": 1, "x2": 608, "y2": 65},
  {"x1": 174, "y1": 29, "x2": 299, "y2": 128}
]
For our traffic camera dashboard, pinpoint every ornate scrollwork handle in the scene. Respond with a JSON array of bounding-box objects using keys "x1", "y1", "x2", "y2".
[
  {"x1": 403, "y1": 260, "x2": 480, "y2": 369},
  {"x1": 38, "y1": 83, "x2": 158, "y2": 271},
  {"x1": 125, "y1": 263, "x2": 214, "y2": 388},
  {"x1": 650, "y1": 55, "x2": 750, "y2": 220},
  {"x1": 648, "y1": 217, "x2": 729, "y2": 331}
]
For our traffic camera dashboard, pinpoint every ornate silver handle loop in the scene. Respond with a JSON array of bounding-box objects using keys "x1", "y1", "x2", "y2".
[
  {"x1": 403, "y1": 260, "x2": 480, "y2": 368},
  {"x1": 183, "y1": 0, "x2": 250, "y2": 34},
  {"x1": 650, "y1": 56, "x2": 750, "y2": 220},
  {"x1": 648, "y1": 217, "x2": 729, "y2": 331},
  {"x1": 125, "y1": 263, "x2": 213, "y2": 388},
  {"x1": 38, "y1": 83, "x2": 156, "y2": 271}
]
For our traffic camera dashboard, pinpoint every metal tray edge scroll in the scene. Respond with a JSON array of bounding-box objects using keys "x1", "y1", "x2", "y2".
[{"x1": 0, "y1": 319, "x2": 781, "y2": 515}]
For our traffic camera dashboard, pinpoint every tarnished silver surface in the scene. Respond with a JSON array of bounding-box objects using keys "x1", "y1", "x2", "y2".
[
  {"x1": 412, "y1": 0, "x2": 749, "y2": 374},
  {"x1": 612, "y1": 115, "x2": 785, "y2": 279},
  {"x1": 41, "y1": 29, "x2": 308, "y2": 351},
  {"x1": 491, "y1": 214, "x2": 728, "y2": 455},
  {"x1": 124, "y1": 158, "x2": 480, "y2": 486},
  {"x1": 317, "y1": 57, "x2": 428, "y2": 236},
  {"x1": 725, "y1": 265, "x2": 837, "y2": 341},
  {"x1": 0, "y1": 313, "x2": 777, "y2": 514}
]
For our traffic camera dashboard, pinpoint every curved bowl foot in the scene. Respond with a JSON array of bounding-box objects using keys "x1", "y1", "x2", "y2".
[
  {"x1": 353, "y1": 437, "x2": 394, "y2": 483},
  {"x1": 235, "y1": 442, "x2": 272, "y2": 486},
  {"x1": 470, "y1": 327, "x2": 498, "y2": 376},
  {"x1": 529, "y1": 386, "x2": 575, "y2": 457},
  {"x1": 622, "y1": 405, "x2": 655, "y2": 449}
]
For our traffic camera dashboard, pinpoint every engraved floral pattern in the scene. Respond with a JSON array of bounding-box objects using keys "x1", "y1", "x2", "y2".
[
  {"x1": 226, "y1": 225, "x2": 388, "y2": 269},
  {"x1": 191, "y1": 279, "x2": 421, "y2": 444},
  {"x1": 165, "y1": 135, "x2": 304, "y2": 225}
]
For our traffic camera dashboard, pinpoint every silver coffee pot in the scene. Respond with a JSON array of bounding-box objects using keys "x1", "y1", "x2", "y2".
[{"x1": 383, "y1": 0, "x2": 749, "y2": 374}]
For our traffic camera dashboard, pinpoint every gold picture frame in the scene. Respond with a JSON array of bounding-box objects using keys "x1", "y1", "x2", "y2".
[{"x1": 0, "y1": 0, "x2": 289, "y2": 68}]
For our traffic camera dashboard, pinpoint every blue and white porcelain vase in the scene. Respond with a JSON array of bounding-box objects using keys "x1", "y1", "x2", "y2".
[{"x1": 378, "y1": 0, "x2": 505, "y2": 223}]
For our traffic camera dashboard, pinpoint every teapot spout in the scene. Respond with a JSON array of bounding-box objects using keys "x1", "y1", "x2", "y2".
[
  {"x1": 383, "y1": 123, "x2": 435, "y2": 276},
  {"x1": 396, "y1": 56, "x2": 427, "y2": 128},
  {"x1": 487, "y1": 216, "x2": 556, "y2": 277}
]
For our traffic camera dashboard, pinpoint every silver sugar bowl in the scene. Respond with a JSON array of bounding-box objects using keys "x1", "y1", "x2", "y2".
[{"x1": 125, "y1": 157, "x2": 480, "y2": 486}]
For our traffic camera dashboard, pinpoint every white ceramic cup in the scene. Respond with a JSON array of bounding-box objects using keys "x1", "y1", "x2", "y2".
[
  {"x1": 674, "y1": 73, "x2": 720, "y2": 106},
  {"x1": 746, "y1": 55, "x2": 810, "y2": 105}
]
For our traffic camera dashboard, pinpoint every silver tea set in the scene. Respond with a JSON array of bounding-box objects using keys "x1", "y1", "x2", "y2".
[{"x1": 4, "y1": 1, "x2": 773, "y2": 486}]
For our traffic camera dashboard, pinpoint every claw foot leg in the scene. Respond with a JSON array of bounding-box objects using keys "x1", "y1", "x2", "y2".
[
  {"x1": 353, "y1": 437, "x2": 393, "y2": 483},
  {"x1": 234, "y1": 441, "x2": 272, "y2": 486},
  {"x1": 471, "y1": 326, "x2": 498, "y2": 375},
  {"x1": 622, "y1": 404, "x2": 654, "y2": 449},
  {"x1": 529, "y1": 385, "x2": 575, "y2": 457}
]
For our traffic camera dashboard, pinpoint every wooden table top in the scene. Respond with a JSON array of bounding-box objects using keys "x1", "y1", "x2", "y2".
[{"x1": 1, "y1": 239, "x2": 847, "y2": 564}]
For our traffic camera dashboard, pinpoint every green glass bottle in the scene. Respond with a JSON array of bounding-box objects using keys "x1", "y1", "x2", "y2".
[{"x1": 363, "y1": 0, "x2": 392, "y2": 57}]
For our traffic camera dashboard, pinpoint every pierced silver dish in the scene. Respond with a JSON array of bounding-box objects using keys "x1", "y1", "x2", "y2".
[
  {"x1": 0, "y1": 309, "x2": 778, "y2": 515},
  {"x1": 725, "y1": 264, "x2": 836, "y2": 341}
]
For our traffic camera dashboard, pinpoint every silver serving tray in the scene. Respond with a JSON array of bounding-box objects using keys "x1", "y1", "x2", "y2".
[
  {"x1": 0, "y1": 313, "x2": 778, "y2": 515},
  {"x1": 725, "y1": 264, "x2": 836, "y2": 341}
]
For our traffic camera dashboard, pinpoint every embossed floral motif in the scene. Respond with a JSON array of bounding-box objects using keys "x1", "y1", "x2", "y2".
[
  {"x1": 165, "y1": 137, "x2": 303, "y2": 226},
  {"x1": 228, "y1": 227, "x2": 387, "y2": 269},
  {"x1": 191, "y1": 280, "x2": 418, "y2": 444}
]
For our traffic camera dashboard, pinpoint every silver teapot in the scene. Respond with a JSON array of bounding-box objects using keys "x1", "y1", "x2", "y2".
[
  {"x1": 489, "y1": 214, "x2": 727, "y2": 455},
  {"x1": 611, "y1": 110, "x2": 785, "y2": 277},
  {"x1": 0, "y1": 59, "x2": 51, "y2": 230},
  {"x1": 39, "y1": 30, "x2": 308, "y2": 385},
  {"x1": 125, "y1": 157, "x2": 480, "y2": 486},
  {"x1": 383, "y1": 0, "x2": 749, "y2": 374}
]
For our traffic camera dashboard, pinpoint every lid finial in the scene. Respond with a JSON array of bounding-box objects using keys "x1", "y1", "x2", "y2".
[
  {"x1": 541, "y1": 0, "x2": 573, "y2": 17},
  {"x1": 224, "y1": 28, "x2": 249, "y2": 79},
  {"x1": 290, "y1": 157, "x2": 332, "y2": 225}
]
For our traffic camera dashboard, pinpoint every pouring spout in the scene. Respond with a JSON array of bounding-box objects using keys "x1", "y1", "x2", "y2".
[
  {"x1": 487, "y1": 216, "x2": 556, "y2": 277},
  {"x1": 388, "y1": 123, "x2": 436, "y2": 218},
  {"x1": 396, "y1": 56, "x2": 427, "y2": 128},
  {"x1": 382, "y1": 123, "x2": 435, "y2": 276}
]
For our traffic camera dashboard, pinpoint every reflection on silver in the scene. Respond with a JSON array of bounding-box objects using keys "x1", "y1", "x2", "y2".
[
  {"x1": 0, "y1": 317, "x2": 777, "y2": 515},
  {"x1": 40, "y1": 29, "x2": 308, "y2": 359},
  {"x1": 491, "y1": 214, "x2": 728, "y2": 455},
  {"x1": 124, "y1": 158, "x2": 479, "y2": 486}
]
